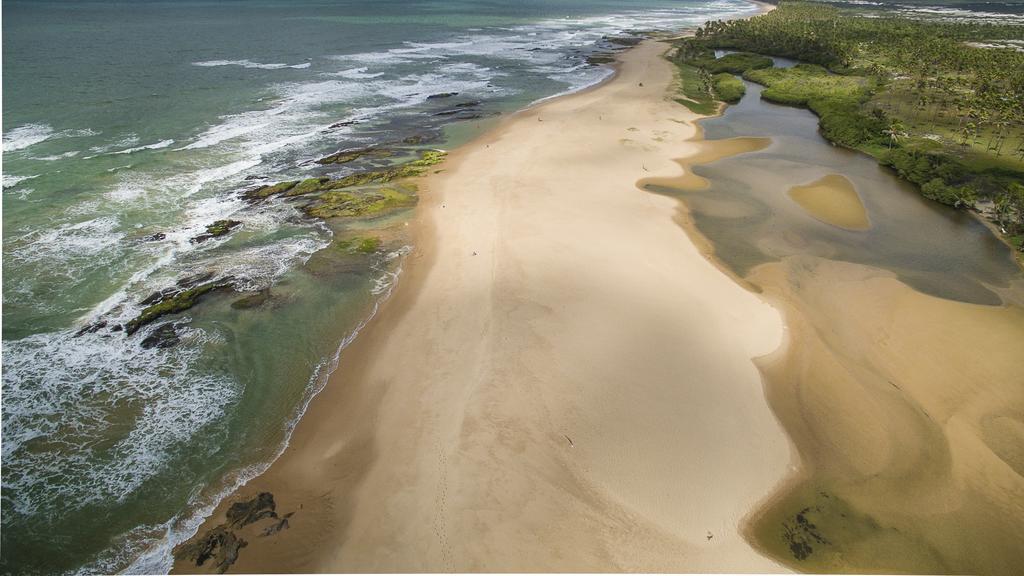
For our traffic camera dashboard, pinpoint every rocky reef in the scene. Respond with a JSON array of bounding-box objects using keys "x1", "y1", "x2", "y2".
[
  {"x1": 242, "y1": 150, "x2": 446, "y2": 219},
  {"x1": 304, "y1": 187, "x2": 416, "y2": 219},
  {"x1": 191, "y1": 220, "x2": 242, "y2": 243},
  {"x1": 174, "y1": 492, "x2": 294, "y2": 574},
  {"x1": 316, "y1": 146, "x2": 393, "y2": 165},
  {"x1": 125, "y1": 278, "x2": 232, "y2": 335}
]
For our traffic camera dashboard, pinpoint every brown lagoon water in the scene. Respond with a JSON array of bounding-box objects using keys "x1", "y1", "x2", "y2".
[
  {"x1": 648, "y1": 78, "x2": 1024, "y2": 306},
  {"x1": 645, "y1": 64, "x2": 1024, "y2": 574}
]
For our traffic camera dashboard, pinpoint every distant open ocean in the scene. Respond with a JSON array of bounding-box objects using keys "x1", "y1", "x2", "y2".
[{"x1": 1, "y1": 0, "x2": 759, "y2": 573}]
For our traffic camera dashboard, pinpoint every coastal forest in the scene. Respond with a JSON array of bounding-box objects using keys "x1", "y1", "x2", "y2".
[{"x1": 671, "y1": 0, "x2": 1024, "y2": 254}]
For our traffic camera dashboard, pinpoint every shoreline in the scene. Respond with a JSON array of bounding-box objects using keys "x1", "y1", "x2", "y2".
[{"x1": 171, "y1": 18, "x2": 793, "y2": 573}]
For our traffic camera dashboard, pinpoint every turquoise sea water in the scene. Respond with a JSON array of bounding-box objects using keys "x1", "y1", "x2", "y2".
[{"x1": 1, "y1": 1, "x2": 759, "y2": 573}]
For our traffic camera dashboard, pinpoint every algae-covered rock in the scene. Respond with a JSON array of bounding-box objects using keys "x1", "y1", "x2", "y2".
[
  {"x1": 316, "y1": 147, "x2": 392, "y2": 165},
  {"x1": 316, "y1": 151, "x2": 436, "y2": 190},
  {"x1": 305, "y1": 187, "x2": 416, "y2": 219},
  {"x1": 191, "y1": 220, "x2": 242, "y2": 244},
  {"x1": 244, "y1": 180, "x2": 298, "y2": 200},
  {"x1": 284, "y1": 177, "x2": 330, "y2": 197},
  {"x1": 125, "y1": 280, "x2": 230, "y2": 335},
  {"x1": 335, "y1": 236, "x2": 382, "y2": 254}
]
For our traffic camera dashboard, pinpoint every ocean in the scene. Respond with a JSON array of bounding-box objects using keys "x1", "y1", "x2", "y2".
[{"x1": 1, "y1": 0, "x2": 759, "y2": 573}]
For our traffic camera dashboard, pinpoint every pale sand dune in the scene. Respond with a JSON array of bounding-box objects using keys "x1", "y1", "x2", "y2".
[{"x1": 174, "y1": 40, "x2": 793, "y2": 573}]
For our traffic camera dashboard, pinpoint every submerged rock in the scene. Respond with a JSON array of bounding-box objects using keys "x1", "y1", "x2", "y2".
[
  {"x1": 140, "y1": 323, "x2": 180, "y2": 349},
  {"x1": 426, "y1": 92, "x2": 459, "y2": 99},
  {"x1": 231, "y1": 289, "x2": 271, "y2": 310},
  {"x1": 316, "y1": 147, "x2": 393, "y2": 165},
  {"x1": 586, "y1": 53, "x2": 617, "y2": 65},
  {"x1": 142, "y1": 232, "x2": 166, "y2": 242},
  {"x1": 74, "y1": 320, "x2": 108, "y2": 337},
  {"x1": 177, "y1": 271, "x2": 217, "y2": 288}
]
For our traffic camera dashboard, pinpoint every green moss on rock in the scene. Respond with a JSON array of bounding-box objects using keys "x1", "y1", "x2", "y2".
[
  {"x1": 285, "y1": 177, "x2": 330, "y2": 197},
  {"x1": 305, "y1": 187, "x2": 415, "y2": 219},
  {"x1": 125, "y1": 281, "x2": 228, "y2": 335},
  {"x1": 316, "y1": 147, "x2": 393, "y2": 165},
  {"x1": 335, "y1": 236, "x2": 382, "y2": 254},
  {"x1": 191, "y1": 220, "x2": 242, "y2": 243},
  {"x1": 246, "y1": 180, "x2": 298, "y2": 200}
]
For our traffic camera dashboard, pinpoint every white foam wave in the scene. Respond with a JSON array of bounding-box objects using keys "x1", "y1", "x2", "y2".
[
  {"x1": 3, "y1": 124, "x2": 99, "y2": 153},
  {"x1": 3, "y1": 123, "x2": 55, "y2": 151},
  {"x1": 2, "y1": 173, "x2": 41, "y2": 188},
  {"x1": 1, "y1": 326, "x2": 239, "y2": 520},
  {"x1": 332, "y1": 66, "x2": 385, "y2": 79},
  {"x1": 29, "y1": 150, "x2": 80, "y2": 161},
  {"x1": 109, "y1": 139, "x2": 176, "y2": 155},
  {"x1": 193, "y1": 59, "x2": 312, "y2": 70}
]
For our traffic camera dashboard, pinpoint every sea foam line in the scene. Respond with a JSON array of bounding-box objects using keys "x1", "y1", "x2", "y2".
[{"x1": 117, "y1": 244, "x2": 413, "y2": 575}]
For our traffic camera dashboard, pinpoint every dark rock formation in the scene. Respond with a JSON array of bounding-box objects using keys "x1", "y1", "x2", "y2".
[
  {"x1": 125, "y1": 279, "x2": 231, "y2": 335},
  {"x1": 261, "y1": 513, "x2": 293, "y2": 537},
  {"x1": 74, "y1": 320, "x2": 108, "y2": 337},
  {"x1": 426, "y1": 92, "x2": 459, "y2": 99},
  {"x1": 191, "y1": 220, "x2": 242, "y2": 244},
  {"x1": 227, "y1": 492, "x2": 277, "y2": 529},
  {"x1": 174, "y1": 526, "x2": 247, "y2": 574},
  {"x1": 140, "y1": 323, "x2": 180, "y2": 349}
]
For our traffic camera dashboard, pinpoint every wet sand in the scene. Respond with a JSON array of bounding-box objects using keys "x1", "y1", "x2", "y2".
[
  {"x1": 746, "y1": 257, "x2": 1024, "y2": 574},
  {"x1": 787, "y1": 174, "x2": 870, "y2": 230},
  {"x1": 172, "y1": 40, "x2": 792, "y2": 573}
]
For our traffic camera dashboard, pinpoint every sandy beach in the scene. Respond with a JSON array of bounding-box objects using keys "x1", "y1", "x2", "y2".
[{"x1": 173, "y1": 38, "x2": 793, "y2": 573}]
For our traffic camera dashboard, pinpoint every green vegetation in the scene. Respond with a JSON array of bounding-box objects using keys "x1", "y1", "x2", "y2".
[
  {"x1": 712, "y1": 73, "x2": 746, "y2": 103},
  {"x1": 671, "y1": 46, "x2": 773, "y2": 110},
  {"x1": 672, "y1": 61, "x2": 721, "y2": 114},
  {"x1": 675, "y1": 1, "x2": 1024, "y2": 253},
  {"x1": 744, "y1": 65, "x2": 882, "y2": 146},
  {"x1": 125, "y1": 281, "x2": 227, "y2": 335}
]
